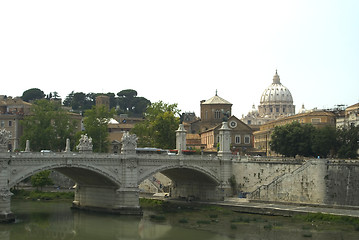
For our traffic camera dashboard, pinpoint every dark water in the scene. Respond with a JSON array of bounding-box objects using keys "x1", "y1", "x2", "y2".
[{"x1": 1, "y1": 200, "x2": 359, "y2": 240}]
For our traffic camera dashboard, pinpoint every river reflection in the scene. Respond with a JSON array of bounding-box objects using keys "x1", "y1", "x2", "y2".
[
  {"x1": 2, "y1": 200, "x2": 229, "y2": 240},
  {"x1": 2, "y1": 200, "x2": 359, "y2": 240}
]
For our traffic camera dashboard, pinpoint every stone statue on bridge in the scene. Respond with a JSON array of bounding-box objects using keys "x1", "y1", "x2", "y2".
[
  {"x1": 76, "y1": 134, "x2": 93, "y2": 153},
  {"x1": 0, "y1": 129, "x2": 11, "y2": 152},
  {"x1": 121, "y1": 132, "x2": 138, "y2": 154}
]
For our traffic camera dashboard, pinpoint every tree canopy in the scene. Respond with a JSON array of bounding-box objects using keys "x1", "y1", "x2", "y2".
[
  {"x1": 63, "y1": 89, "x2": 150, "y2": 116},
  {"x1": 270, "y1": 122, "x2": 314, "y2": 157},
  {"x1": 117, "y1": 89, "x2": 150, "y2": 117},
  {"x1": 20, "y1": 99, "x2": 77, "y2": 151},
  {"x1": 312, "y1": 125, "x2": 337, "y2": 158},
  {"x1": 336, "y1": 125, "x2": 359, "y2": 159},
  {"x1": 83, "y1": 105, "x2": 116, "y2": 152},
  {"x1": 131, "y1": 101, "x2": 180, "y2": 149},
  {"x1": 270, "y1": 121, "x2": 357, "y2": 158},
  {"x1": 63, "y1": 91, "x2": 96, "y2": 112},
  {"x1": 21, "y1": 88, "x2": 45, "y2": 102},
  {"x1": 31, "y1": 170, "x2": 54, "y2": 191}
]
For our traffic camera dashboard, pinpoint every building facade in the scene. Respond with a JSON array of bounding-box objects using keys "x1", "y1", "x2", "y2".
[
  {"x1": 201, "y1": 116, "x2": 253, "y2": 154},
  {"x1": 196, "y1": 93, "x2": 254, "y2": 154},
  {"x1": 336, "y1": 103, "x2": 359, "y2": 128},
  {"x1": 200, "y1": 92, "x2": 232, "y2": 132},
  {"x1": 0, "y1": 97, "x2": 32, "y2": 150}
]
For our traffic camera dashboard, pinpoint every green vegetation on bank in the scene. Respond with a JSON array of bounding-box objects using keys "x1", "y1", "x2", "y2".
[
  {"x1": 11, "y1": 189, "x2": 74, "y2": 201},
  {"x1": 295, "y1": 212, "x2": 359, "y2": 230},
  {"x1": 140, "y1": 199, "x2": 359, "y2": 234}
]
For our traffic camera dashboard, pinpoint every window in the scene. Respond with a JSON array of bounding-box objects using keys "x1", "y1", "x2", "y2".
[
  {"x1": 8, "y1": 121, "x2": 12, "y2": 127},
  {"x1": 276, "y1": 108, "x2": 279, "y2": 112},
  {"x1": 244, "y1": 135, "x2": 250, "y2": 144},
  {"x1": 205, "y1": 111, "x2": 208, "y2": 120},
  {"x1": 0, "y1": 121, "x2": 4, "y2": 128},
  {"x1": 214, "y1": 110, "x2": 221, "y2": 119},
  {"x1": 235, "y1": 135, "x2": 241, "y2": 144},
  {"x1": 229, "y1": 121, "x2": 237, "y2": 128},
  {"x1": 247, "y1": 120, "x2": 251, "y2": 125},
  {"x1": 311, "y1": 118, "x2": 321, "y2": 123}
]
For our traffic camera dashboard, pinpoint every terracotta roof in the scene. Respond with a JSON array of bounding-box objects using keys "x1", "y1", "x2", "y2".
[
  {"x1": 202, "y1": 95, "x2": 232, "y2": 105},
  {"x1": 186, "y1": 134, "x2": 201, "y2": 140},
  {"x1": 346, "y1": 103, "x2": 359, "y2": 111}
]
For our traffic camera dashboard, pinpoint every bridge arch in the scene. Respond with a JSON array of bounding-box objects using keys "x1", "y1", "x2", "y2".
[
  {"x1": 138, "y1": 164, "x2": 220, "y2": 185},
  {"x1": 138, "y1": 164, "x2": 223, "y2": 201},
  {"x1": 9, "y1": 162, "x2": 121, "y2": 189}
]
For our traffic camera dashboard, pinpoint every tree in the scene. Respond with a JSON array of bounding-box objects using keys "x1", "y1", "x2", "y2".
[
  {"x1": 117, "y1": 89, "x2": 150, "y2": 117},
  {"x1": 31, "y1": 170, "x2": 54, "y2": 191},
  {"x1": 63, "y1": 91, "x2": 74, "y2": 107},
  {"x1": 312, "y1": 126, "x2": 337, "y2": 158},
  {"x1": 105, "y1": 92, "x2": 117, "y2": 109},
  {"x1": 131, "y1": 101, "x2": 180, "y2": 149},
  {"x1": 21, "y1": 88, "x2": 45, "y2": 102},
  {"x1": 83, "y1": 105, "x2": 116, "y2": 152},
  {"x1": 270, "y1": 122, "x2": 316, "y2": 157},
  {"x1": 52, "y1": 91, "x2": 60, "y2": 99},
  {"x1": 20, "y1": 99, "x2": 77, "y2": 151},
  {"x1": 336, "y1": 125, "x2": 359, "y2": 159},
  {"x1": 132, "y1": 97, "x2": 151, "y2": 115},
  {"x1": 63, "y1": 91, "x2": 96, "y2": 112}
]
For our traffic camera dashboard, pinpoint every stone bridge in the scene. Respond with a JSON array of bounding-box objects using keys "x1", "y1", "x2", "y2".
[{"x1": 0, "y1": 123, "x2": 234, "y2": 222}]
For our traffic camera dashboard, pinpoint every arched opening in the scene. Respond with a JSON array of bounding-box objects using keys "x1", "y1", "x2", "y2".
[
  {"x1": 139, "y1": 167, "x2": 221, "y2": 201},
  {"x1": 54, "y1": 167, "x2": 119, "y2": 187}
]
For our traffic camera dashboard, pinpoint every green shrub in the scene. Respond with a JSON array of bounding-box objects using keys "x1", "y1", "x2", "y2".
[
  {"x1": 11, "y1": 189, "x2": 74, "y2": 200},
  {"x1": 150, "y1": 215, "x2": 166, "y2": 222},
  {"x1": 179, "y1": 218, "x2": 188, "y2": 224},
  {"x1": 264, "y1": 224, "x2": 272, "y2": 230},
  {"x1": 230, "y1": 224, "x2": 237, "y2": 230},
  {"x1": 197, "y1": 220, "x2": 211, "y2": 224},
  {"x1": 302, "y1": 233, "x2": 312, "y2": 238}
]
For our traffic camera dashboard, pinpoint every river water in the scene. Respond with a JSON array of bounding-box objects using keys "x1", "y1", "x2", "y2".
[{"x1": 1, "y1": 200, "x2": 359, "y2": 240}]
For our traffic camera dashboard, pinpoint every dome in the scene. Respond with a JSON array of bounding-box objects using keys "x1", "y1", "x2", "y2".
[
  {"x1": 251, "y1": 104, "x2": 258, "y2": 113},
  {"x1": 260, "y1": 70, "x2": 293, "y2": 104},
  {"x1": 298, "y1": 104, "x2": 306, "y2": 114}
]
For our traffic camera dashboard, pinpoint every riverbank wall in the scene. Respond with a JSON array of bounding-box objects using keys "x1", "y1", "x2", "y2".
[{"x1": 233, "y1": 157, "x2": 359, "y2": 207}]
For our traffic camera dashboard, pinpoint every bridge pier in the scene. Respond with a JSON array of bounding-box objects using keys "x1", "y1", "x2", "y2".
[
  {"x1": 72, "y1": 185, "x2": 142, "y2": 215},
  {"x1": 0, "y1": 189, "x2": 14, "y2": 223}
]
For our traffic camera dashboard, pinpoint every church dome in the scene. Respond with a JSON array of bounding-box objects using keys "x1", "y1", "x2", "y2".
[{"x1": 260, "y1": 71, "x2": 293, "y2": 104}]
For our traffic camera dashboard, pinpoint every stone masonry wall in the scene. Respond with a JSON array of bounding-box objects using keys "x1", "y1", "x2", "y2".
[
  {"x1": 243, "y1": 158, "x2": 359, "y2": 207},
  {"x1": 232, "y1": 157, "x2": 303, "y2": 194},
  {"x1": 325, "y1": 160, "x2": 359, "y2": 206}
]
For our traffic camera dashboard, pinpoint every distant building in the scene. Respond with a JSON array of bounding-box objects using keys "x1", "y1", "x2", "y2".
[
  {"x1": 200, "y1": 91, "x2": 232, "y2": 132},
  {"x1": 242, "y1": 70, "x2": 296, "y2": 126},
  {"x1": 181, "y1": 112, "x2": 201, "y2": 134},
  {"x1": 108, "y1": 116, "x2": 144, "y2": 153},
  {"x1": 201, "y1": 116, "x2": 253, "y2": 154},
  {"x1": 96, "y1": 95, "x2": 110, "y2": 110},
  {"x1": 336, "y1": 103, "x2": 359, "y2": 128},
  {"x1": 185, "y1": 92, "x2": 254, "y2": 154},
  {"x1": 253, "y1": 110, "x2": 336, "y2": 156},
  {"x1": 0, "y1": 96, "x2": 32, "y2": 150}
]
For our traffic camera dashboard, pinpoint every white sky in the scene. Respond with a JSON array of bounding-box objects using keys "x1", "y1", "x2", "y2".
[{"x1": 1, "y1": 0, "x2": 358, "y2": 117}]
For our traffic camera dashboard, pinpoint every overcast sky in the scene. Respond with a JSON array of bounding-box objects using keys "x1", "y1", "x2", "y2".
[{"x1": 1, "y1": 0, "x2": 358, "y2": 117}]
